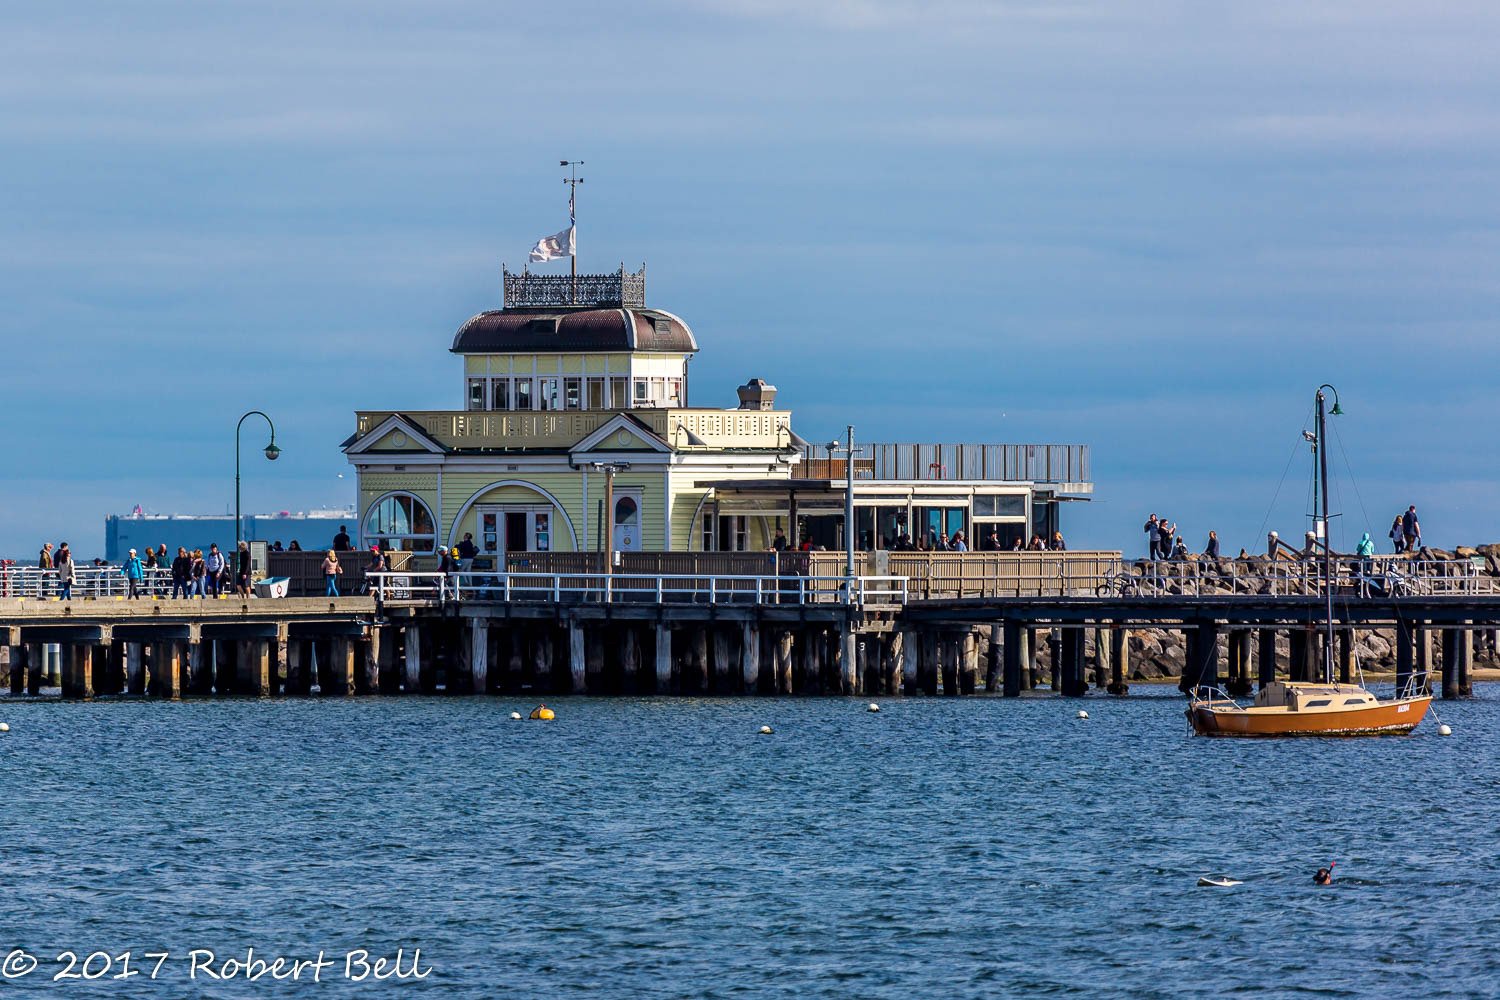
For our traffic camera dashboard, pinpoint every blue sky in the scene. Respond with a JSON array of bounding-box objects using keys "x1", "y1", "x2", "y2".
[{"x1": 3, "y1": 1, "x2": 1498, "y2": 558}]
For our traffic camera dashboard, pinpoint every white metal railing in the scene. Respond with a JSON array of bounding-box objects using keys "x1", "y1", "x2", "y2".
[
  {"x1": 368, "y1": 572, "x2": 910, "y2": 607},
  {"x1": 0, "y1": 566, "x2": 183, "y2": 599},
  {"x1": 1093, "y1": 558, "x2": 1493, "y2": 598}
]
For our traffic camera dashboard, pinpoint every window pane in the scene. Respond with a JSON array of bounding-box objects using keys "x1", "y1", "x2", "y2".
[
  {"x1": 491, "y1": 379, "x2": 510, "y2": 411},
  {"x1": 565, "y1": 377, "x2": 582, "y2": 410},
  {"x1": 615, "y1": 496, "x2": 638, "y2": 526},
  {"x1": 587, "y1": 378, "x2": 605, "y2": 409},
  {"x1": 610, "y1": 377, "x2": 628, "y2": 408},
  {"x1": 514, "y1": 378, "x2": 533, "y2": 410},
  {"x1": 467, "y1": 379, "x2": 485, "y2": 411},
  {"x1": 994, "y1": 495, "x2": 1026, "y2": 517},
  {"x1": 634, "y1": 380, "x2": 649, "y2": 403},
  {"x1": 540, "y1": 378, "x2": 560, "y2": 410}
]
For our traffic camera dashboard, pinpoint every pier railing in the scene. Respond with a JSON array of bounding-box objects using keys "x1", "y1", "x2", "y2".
[
  {"x1": 0, "y1": 566, "x2": 176, "y2": 599},
  {"x1": 368, "y1": 572, "x2": 909, "y2": 607},
  {"x1": 1095, "y1": 557, "x2": 1493, "y2": 598}
]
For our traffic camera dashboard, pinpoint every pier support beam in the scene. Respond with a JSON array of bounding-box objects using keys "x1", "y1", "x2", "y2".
[
  {"x1": 1459, "y1": 622, "x2": 1474, "y2": 698},
  {"x1": 284, "y1": 640, "x2": 310, "y2": 696},
  {"x1": 1001, "y1": 621, "x2": 1023, "y2": 698},
  {"x1": 1060, "y1": 628, "x2": 1086, "y2": 697},
  {"x1": 899, "y1": 630, "x2": 918, "y2": 695},
  {"x1": 840, "y1": 627, "x2": 858, "y2": 695},
  {"x1": 568, "y1": 623, "x2": 585, "y2": 695},
  {"x1": 1257, "y1": 629, "x2": 1276, "y2": 689},
  {"x1": 985, "y1": 625, "x2": 1002, "y2": 693},
  {"x1": 126, "y1": 643, "x2": 145, "y2": 696},
  {"x1": 373, "y1": 627, "x2": 400, "y2": 694},
  {"x1": 959, "y1": 630, "x2": 978, "y2": 695},
  {"x1": 1187, "y1": 621, "x2": 1221, "y2": 693},
  {"x1": 775, "y1": 630, "x2": 794, "y2": 694},
  {"x1": 189, "y1": 642, "x2": 210, "y2": 695},
  {"x1": 1047, "y1": 629, "x2": 1062, "y2": 693},
  {"x1": 883, "y1": 631, "x2": 903, "y2": 696},
  {"x1": 1337, "y1": 629, "x2": 1354, "y2": 686},
  {"x1": 654, "y1": 625, "x2": 672, "y2": 694},
  {"x1": 715, "y1": 629, "x2": 736, "y2": 694},
  {"x1": 1022, "y1": 628, "x2": 1037, "y2": 691},
  {"x1": 740, "y1": 623, "x2": 760, "y2": 693},
  {"x1": 62, "y1": 644, "x2": 95, "y2": 700},
  {"x1": 402, "y1": 627, "x2": 421, "y2": 693},
  {"x1": 156, "y1": 642, "x2": 183, "y2": 700},
  {"x1": 8, "y1": 644, "x2": 28, "y2": 696},
  {"x1": 1395, "y1": 619, "x2": 1416, "y2": 696},
  {"x1": 917, "y1": 630, "x2": 938, "y2": 696},
  {"x1": 1415, "y1": 623, "x2": 1432, "y2": 693},
  {"x1": 236, "y1": 639, "x2": 270, "y2": 697},
  {"x1": 27, "y1": 644, "x2": 44, "y2": 695},
  {"x1": 619, "y1": 627, "x2": 642, "y2": 694},
  {"x1": 1226, "y1": 631, "x2": 1252, "y2": 697},
  {"x1": 1107, "y1": 625, "x2": 1129, "y2": 696},
  {"x1": 327, "y1": 638, "x2": 356, "y2": 697},
  {"x1": 1090, "y1": 628, "x2": 1107, "y2": 691}
]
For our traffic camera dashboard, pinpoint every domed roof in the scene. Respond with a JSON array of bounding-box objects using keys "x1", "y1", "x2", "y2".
[{"x1": 450, "y1": 307, "x2": 697, "y2": 355}]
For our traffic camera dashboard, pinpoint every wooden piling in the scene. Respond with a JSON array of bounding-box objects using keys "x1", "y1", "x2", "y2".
[
  {"x1": 8, "y1": 644, "x2": 27, "y2": 695},
  {"x1": 1227, "y1": 630, "x2": 1252, "y2": 696},
  {"x1": 985, "y1": 624, "x2": 1001, "y2": 693},
  {"x1": 399, "y1": 626, "x2": 419, "y2": 693},
  {"x1": 1440, "y1": 628, "x2": 1457, "y2": 699},
  {"x1": 374, "y1": 627, "x2": 400, "y2": 694},
  {"x1": 1257, "y1": 628, "x2": 1276, "y2": 689},
  {"x1": 327, "y1": 638, "x2": 356, "y2": 697},
  {"x1": 188, "y1": 642, "x2": 211, "y2": 694},
  {"x1": 214, "y1": 639, "x2": 237, "y2": 695},
  {"x1": 1190, "y1": 621, "x2": 1221, "y2": 692},
  {"x1": 1107, "y1": 624, "x2": 1128, "y2": 696},
  {"x1": 1060, "y1": 628, "x2": 1086, "y2": 697},
  {"x1": 1336, "y1": 629, "x2": 1353, "y2": 687},
  {"x1": 774, "y1": 630, "x2": 794, "y2": 694},
  {"x1": 1002, "y1": 621, "x2": 1022, "y2": 697},
  {"x1": 568, "y1": 623, "x2": 585, "y2": 694},
  {"x1": 504, "y1": 629, "x2": 524, "y2": 693},
  {"x1": 27, "y1": 644, "x2": 43, "y2": 695},
  {"x1": 654, "y1": 624, "x2": 672, "y2": 693},
  {"x1": 126, "y1": 643, "x2": 145, "y2": 695},
  {"x1": 620, "y1": 626, "x2": 642, "y2": 693},
  {"x1": 530, "y1": 627, "x2": 556, "y2": 692},
  {"x1": 63, "y1": 644, "x2": 94, "y2": 700},
  {"x1": 1047, "y1": 629, "x2": 1062, "y2": 692},
  {"x1": 1090, "y1": 627, "x2": 1107, "y2": 690},
  {"x1": 157, "y1": 641, "x2": 183, "y2": 700},
  {"x1": 840, "y1": 627, "x2": 859, "y2": 695},
  {"x1": 238, "y1": 639, "x2": 271, "y2": 697},
  {"x1": 740, "y1": 622, "x2": 760, "y2": 693},
  {"x1": 1394, "y1": 619, "x2": 1415, "y2": 695},
  {"x1": 714, "y1": 628, "x2": 735, "y2": 694},
  {"x1": 1414, "y1": 622, "x2": 1432, "y2": 694},
  {"x1": 884, "y1": 630, "x2": 904, "y2": 695},
  {"x1": 940, "y1": 633, "x2": 960, "y2": 696},
  {"x1": 1458, "y1": 622, "x2": 1473, "y2": 697},
  {"x1": 960, "y1": 630, "x2": 979, "y2": 695}
]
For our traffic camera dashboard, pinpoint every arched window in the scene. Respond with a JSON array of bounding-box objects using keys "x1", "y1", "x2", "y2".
[{"x1": 363, "y1": 493, "x2": 437, "y2": 553}]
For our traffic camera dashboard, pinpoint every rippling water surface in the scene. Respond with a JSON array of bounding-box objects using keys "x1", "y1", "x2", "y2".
[{"x1": 0, "y1": 685, "x2": 1495, "y2": 997}]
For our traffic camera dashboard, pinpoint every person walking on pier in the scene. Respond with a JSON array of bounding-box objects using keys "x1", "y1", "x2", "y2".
[
  {"x1": 55, "y1": 544, "x2": 75, "y2": 601},
  {"x1": 204, "y1": 544, "x2": 226, "y2": 598},
  {"x1": 1390, "y1": 515, "x2": 1406, "y2": 553},
  {"x1": 456, "y1": 533, "x2": 479, "y2": 572},
  {"x1": 1203, "y1": 530, "x2": 1220, "y2": 560},
  {"x1": 235, "y1": 541, "x2": 253, "y2": 598},
  {"x1": 322, "y1": 550, "x2": 343, "y2": 597},
  {"x1": 122, "y1": 549, "x2": 145, "y2": 599},
  {"x1": 190, "y1": 549, "x2": 206, "y2": 597},
  {"x1": 333, "y1": 525, "x2": 352, "y2": 551},
  {"x1": 39, "y1": 541, "x2": 53, "y2": 569},
  {"x1": 1144, "y1": 514, "x2": 1160, "y2": 559},
  {"x1": 1402, "y1": 506, "x2": 1421, "y2": 552},
  {"x1": 170, "y1": 547, "x2": 191, "y2": 599},
  {"x1": 1156, "y1": 519, "x2": 1176, "y2": 561}
]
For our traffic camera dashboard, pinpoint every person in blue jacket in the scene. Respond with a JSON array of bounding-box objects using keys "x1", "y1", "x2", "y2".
[{"x1": 122, "y1": 548, "x2": 145, "y2": 600}]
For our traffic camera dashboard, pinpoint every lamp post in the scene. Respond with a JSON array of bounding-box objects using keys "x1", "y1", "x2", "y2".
[
  {"x1": 235, "y1": 410, "x2": 280, "y2": 574},
  {"x1": 826, "y1": 426, "x2": 856, "y2": 602},
  {"x1": 592, "y1": 461, "x2": 629, "y2": 574},
  {"x1": 1315, "y1": 384, "x2": 1341, "y2": 683}
]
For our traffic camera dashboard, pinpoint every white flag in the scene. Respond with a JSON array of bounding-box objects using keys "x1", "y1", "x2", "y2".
[{"x1": 529, "y1": 225, "x2": 575, "y2": 263}]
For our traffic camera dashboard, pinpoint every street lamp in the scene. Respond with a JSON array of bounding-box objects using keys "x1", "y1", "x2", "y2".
[
  {"x1": 235, "y1": 410, "x2": 280, "y2": 577},
  {"x1": 825, "y1": 426, "x2": 856, "y2": 601},
  {"x1": 591, "y1": 461, "x2": 630, "y2": 573}
]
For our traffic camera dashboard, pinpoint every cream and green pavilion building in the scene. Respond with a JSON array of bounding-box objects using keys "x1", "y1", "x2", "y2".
[{"x1": 342, "y1": 267, "x2": 1093, "y2": 564}]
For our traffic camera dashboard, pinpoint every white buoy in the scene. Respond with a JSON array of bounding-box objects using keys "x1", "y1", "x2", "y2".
[
  {"x1": 1077, "y1": 710, "x2": 1089, "y2": 720},
  {"x1": 1438, "y1": 724, "x2": 1452, "y2": 736},
  {"x1": 510, "y1": 712, "x2": 522, "y2": 720},
  {"x1": 758, "y1": 725, "x2": 773, "y2": 735},
  {"x1": 0, "y1": 722, "x2": 9, "y2": 733},
  {"x1": 867, "y1": 703, "x2": 880, "y2": 713}
]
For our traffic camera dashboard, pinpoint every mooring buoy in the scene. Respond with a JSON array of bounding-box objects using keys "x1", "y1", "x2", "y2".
[
  {"x1": 510, "y1": 712, "x2": 522, "y2": 720},
  {"x1": 0, "y1": 722, "x2": 9, "y2": 733},
  {"x1": 1077, "y1": 710, "x2": 1089, "y2": 720},
  {"x1": 1438, "y1": 724, "x2": 1452, "y2": 736},
  {"x1": 758, "y1": 725, "x2": 773, "y2": 735},
  {"x1": 867, "y1": 703, "x2": 880, "y2": 713}
]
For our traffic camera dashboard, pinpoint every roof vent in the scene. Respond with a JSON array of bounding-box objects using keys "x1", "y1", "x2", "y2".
[{"x1": 736, "y1": 378, "x2": 777, "y2": 411}]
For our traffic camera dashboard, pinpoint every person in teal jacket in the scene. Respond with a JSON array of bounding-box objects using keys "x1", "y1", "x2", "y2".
[{"x1": 122, "y1": 548, "x2": 145, "y2": 600}]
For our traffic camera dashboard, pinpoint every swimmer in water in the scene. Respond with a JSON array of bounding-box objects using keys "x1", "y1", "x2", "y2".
[{"x1": 1314, "y1": 867, "x2": 1333, "y2": 886}]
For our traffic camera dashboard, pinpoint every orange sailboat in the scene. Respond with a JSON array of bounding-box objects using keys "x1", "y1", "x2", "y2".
[{"x1": 1186, "y1": 385, "x2": 1432, "y2": 737}]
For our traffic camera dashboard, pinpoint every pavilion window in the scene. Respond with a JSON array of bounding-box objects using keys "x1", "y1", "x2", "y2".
[
  {"x1": 490, "y1": 378, "x2": 510, "y2": 411},
  {"x1": 363, "y1": 493, "x2": 437, "y2": 553},
  {"x1": 634, "y1": 379, "x2": 650, "y2": 405},
  {"x1": 667, "y1": 378, "x2": 683, "y2": 406},
  {"x1": 467, "y1": 378, "x2": 486, "y2": 411},
  {"x1": 565, "y1": 378, "x2": 582, "y2": 410},
  {"x1": 514, "y1": 378, "x2": 533, "y2": 411},
  {"x1": 586, "y1": 378, "x2": 605, "y2": 410},
  {"x1": 610, "y1": 377, "x2": 628, "y2": 408},
  {"x1": 539, "y1": 378, "x2": 560, "y2": 411}
]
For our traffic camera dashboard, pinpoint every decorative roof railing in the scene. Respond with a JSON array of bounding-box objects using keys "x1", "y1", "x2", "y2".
[
  {"x1": 502, "y1": 265, "x2": 646, "y2": 309},
  {"x1": 799, "y1": 443, "x2": 1091, "y2": 486}
]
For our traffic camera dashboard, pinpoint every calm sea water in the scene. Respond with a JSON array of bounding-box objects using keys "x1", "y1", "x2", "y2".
[{"x1": 0, "y1": 686, "x2": 1494, "y2": 998}]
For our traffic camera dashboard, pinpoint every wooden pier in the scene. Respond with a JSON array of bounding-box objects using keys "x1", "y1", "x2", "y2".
[{"x1": 3, "y1": 553, "x2": 1497, "y2": 702}]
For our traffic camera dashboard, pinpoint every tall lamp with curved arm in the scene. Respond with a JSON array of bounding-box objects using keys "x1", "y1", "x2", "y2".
[{"x1": 236, "y1": 410, "x2": 281, "y2": 571}]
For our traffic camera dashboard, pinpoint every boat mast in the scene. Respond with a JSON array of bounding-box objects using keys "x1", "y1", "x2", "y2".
[{"x1": 1316, "y1": 385, "x2": 1335, "y2": 684}]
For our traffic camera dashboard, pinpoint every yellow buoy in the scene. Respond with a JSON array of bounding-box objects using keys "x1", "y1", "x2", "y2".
[{"x1": 529, "y1": 706, "x2": 555, "y2": 721}]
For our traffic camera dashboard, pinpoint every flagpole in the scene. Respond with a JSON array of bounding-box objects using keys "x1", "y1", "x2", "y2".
[{"x1": 561, "y1": 159, "x2": 583, "y2": 304}]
